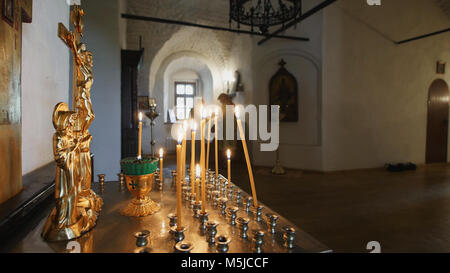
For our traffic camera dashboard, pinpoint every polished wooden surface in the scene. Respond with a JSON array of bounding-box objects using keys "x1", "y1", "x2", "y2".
[
  {"x1": 0, "y1": 0, "x2": 32, "y2": 205},
  {"x1": 4, "y1": 172, "x2": 330, "y2": 253}
]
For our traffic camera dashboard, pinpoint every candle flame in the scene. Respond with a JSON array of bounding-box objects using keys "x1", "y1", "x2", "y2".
[
  {"x1": 177, "y1": 130, "x2": 183, "y2": 144},
  {"x1": 235, "y1": 106, "x2": 240, "y2": 119},
  {"x1": 227, "y1": 149, "x2": 231, "y2": 159},
  {"x1": 201, "y1": 107, "x2": 207, "y2": 119},
  {"x1": 159, "y1": 148, "x2": 164, "y2": 158},
  {"x1": 190, "y1": 120, "x2": 197, "y2": 131},
  {"x1": 138, "y1": 112, "x2": 143, "y2": 121},
  {"x1": 196, "y1": 164, "x2": 200, "y2": 178}
]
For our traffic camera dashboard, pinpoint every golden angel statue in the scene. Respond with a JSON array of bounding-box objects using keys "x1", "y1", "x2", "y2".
[{"x1": 42, "y1": 6, "x2": 102, "y2": 242}]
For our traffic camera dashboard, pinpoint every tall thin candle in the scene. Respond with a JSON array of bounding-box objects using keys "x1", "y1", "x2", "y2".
[
  {"x1": 176, "y1": 132, "x2": 183, "y2": 230},
  {"x1": 159, "y1": 148, "x2": 164, "y2": 182},
  {"x1": 215, "y1": 107, "x2": 219, "y2": 179},
  {"x1": 181, "y1": 120, "x2": 188, "y2": 185},
  {"x1": 190, "y1": 120, "x2": 196, "y2": 194},
  {"x1": 235, "y1": 106, "x2": 258, "y2": 208},
  {"x1": 138, "y1": 112, "x2": 143, "y2": 159},
  {"x1": 206, "y1": 110, "x2": 212, "y2": 172},
  {"x1": 195, "y1": 164, "x2": 200, "y2": 204},
  {"x1": 200, "y1": 107, "x2": 207, "y2": 213},
  {"x1": 227, "y1": 149, "x2": 231, "y2": 184}
]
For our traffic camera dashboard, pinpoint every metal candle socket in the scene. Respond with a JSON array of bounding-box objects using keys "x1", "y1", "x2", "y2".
[
  {"x1": 206, "y1": 221, "x2": 219, "y2": 245},
  {"x1": 253, "y1": 230, "x2": 265, "y2": 253},
  {"x1": 255, "y1": 205, "x2": 264, "y2": 222},
  {"x1": 171, "y1": 226, "x2": 187, "y2": 243},
  {"x1": 227, "y1": 206, "x2": 239, "y2": 226},
  {"x1": 212, "y1": 191, "x2": 220, "y2": 207},
  {"x1": 235, "y1": 190, "x2": 242, "y2": 204},
  {"x1": 98, "y1": 174, "x2": 106, "y2": 186},
  {"x1": 266, "y1": 214, "x2": 279, "y2": 234},
  {"x1": 228, "y1": 185, "x2": 234, "y2": 200},
  {"x1": 134, "y1": 230, "x2": 150, "y2": 247},
  {"x1": 216, "y1": 234, "x2": 231, "y2": 253},
  {"x1": 218, "y1": 197, "x2": 228, "y2": 216},
  {"x1": 183, "y1": 186, "x2": 191, "y2": 201},
  {"x1": 175, "y1": 241, "x2": 194, "y2": 253},
  {"x1": 193, "y1": 202, "x2": 202, "y2": 218},
  {"x1": 168, "y1": 213, "x2": 177, "y2": 228},
  {"x1": 206, "y1": 184, "x2": 214, "y2": 200},
  {"x1": 199, "y1": 211, "x2": 209, "y2": 231},
  {"x1": 237, "y1": 217, "x2": 250, "y2": 239},
  {"x1": 245, "y1": 197, "x2": 253, "y2": 212},
  {"x1": 283, "y1": 227, "x2": 296, "y2": 249}
]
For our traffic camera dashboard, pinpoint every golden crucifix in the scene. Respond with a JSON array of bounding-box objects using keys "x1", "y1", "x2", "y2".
[{"x1": 42, "y1": 5, "x2": 102, "y2": 242}]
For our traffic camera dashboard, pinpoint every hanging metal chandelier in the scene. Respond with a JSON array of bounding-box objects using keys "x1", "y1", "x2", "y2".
[{"x1": 229, "y1": 0, "x2": 302, "y2": 34}]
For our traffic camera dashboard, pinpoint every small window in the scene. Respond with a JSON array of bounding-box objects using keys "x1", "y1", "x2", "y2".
[{"x1": 175, "y1": 82, "x2": 196, "y2": 120}]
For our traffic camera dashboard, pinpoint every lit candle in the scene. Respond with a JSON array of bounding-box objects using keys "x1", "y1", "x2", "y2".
[
  {"x1": 181, "y1": 120, "x2": 188, "y2": 185},
  {"x1": 195, "y1": 164, "x2": 200, "y2": 204},
  {"x1": 190, "y1": 120, "x2": 197, "y2": 195},
  {"x1": 159, "y1": 148, "x2": 164, "y2": 183},
  {"x1": 235, "y1": 106, "x2": 258, "y2": 208},
  {"x1": 215, "y1": 107, "x2": 219, "y2": 179},
  {"x1": 176, "y1": 131, "x2": 183, "y2": 230},
  {"x1": 138, "y1": 112, "x2": 143, "y2": 160},
  {"x1": 206, "y1": 109, "x2": 212, "y2": 172},
  {"x1": 227, "y1": 149, "x2": 231, "y2": 184},
  {"x1": 200, "y1": 107, "x2": 207, "y2": 213}
]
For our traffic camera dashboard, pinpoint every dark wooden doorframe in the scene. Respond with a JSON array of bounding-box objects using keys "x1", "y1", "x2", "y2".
[
  {"x1": 121, "y1": 49, "x2": 144, "y2": 159},
  {"x1": 426, "y1": 79, "x2": 450, "y2": 164}
]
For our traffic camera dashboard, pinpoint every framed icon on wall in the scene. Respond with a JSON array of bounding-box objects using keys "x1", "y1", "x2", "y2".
[{"x1": 138, "y1": 96, "x2": 150, "y2": 111}]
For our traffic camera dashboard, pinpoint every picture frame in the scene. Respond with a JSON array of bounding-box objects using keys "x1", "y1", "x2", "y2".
[
  {"x1": 269, "y1": 59, "x2": 299, "y2": 122},
  {"x1": 2, "y1": 0, "x2": 14, "y2": 25},
  {"x1": 138, "y1": 96, "x2": 150, "y2": 111},
  {"x1": 437, "y1": 61, "x2": 446, "y2": 75}
]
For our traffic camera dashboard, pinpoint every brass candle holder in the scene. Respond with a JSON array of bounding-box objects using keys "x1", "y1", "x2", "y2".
[
  {"x1": 120, "y1": 157, "x2": 160, "y2": 217},
  {"x1": 121, "y1": 173, "x2": 161, "y2": 217}
]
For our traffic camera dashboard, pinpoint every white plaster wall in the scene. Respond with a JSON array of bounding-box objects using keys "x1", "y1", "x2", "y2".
[
  {"x1": 245, "y1": 0, "x2": 325, "y2": 171},
  {"x1": 22, "y1": 0, "x2": 70, "y2": 175},
  {"x1": 322, "y1": 0, "x2": 450, "y2": 171},
  {"x1": 144, "y1": 54, "x2": 214, "y2": 154},
  {"x1": 81, "y1": 0, "x2": 122, "y2": 181}
]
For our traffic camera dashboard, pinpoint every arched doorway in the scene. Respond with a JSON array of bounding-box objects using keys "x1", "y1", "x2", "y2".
[{"x1": 426, "y1": 79, "x2": 450, "y2": 163}]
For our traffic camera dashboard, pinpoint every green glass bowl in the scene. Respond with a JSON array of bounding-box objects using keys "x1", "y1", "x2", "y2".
[{"x1": 120, "y1": 157, "x2": 158, "y2": 176}]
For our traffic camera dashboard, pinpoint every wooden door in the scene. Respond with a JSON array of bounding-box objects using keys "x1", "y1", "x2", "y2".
[
  {"x1": 121, "y1": 49, "x2": 143, "y2": 159},
  {"x1": 426, "y1": 79, "x2": 450, "y2": 163}
]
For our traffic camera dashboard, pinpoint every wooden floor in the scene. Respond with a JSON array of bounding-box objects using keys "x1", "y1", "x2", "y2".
[
  {"x1": 167, "y1": 155, "x2": 450, "y2": 253},
  {"x1": 231, "y1": 163, "x2": 450, "y2": 253}
]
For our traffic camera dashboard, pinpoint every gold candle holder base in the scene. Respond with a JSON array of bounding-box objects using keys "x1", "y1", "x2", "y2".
[{"x1": 121, "y1": 173, "x2": 161, "y2": 217}]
